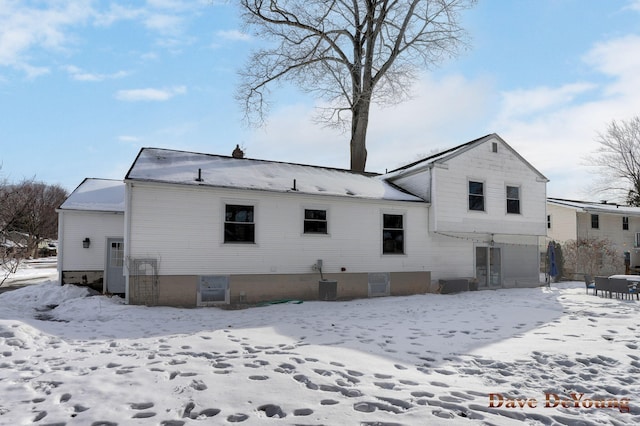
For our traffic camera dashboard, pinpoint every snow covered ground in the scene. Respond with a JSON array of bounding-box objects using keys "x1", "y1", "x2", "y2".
[{"x1": 1, "y1": 263, "x2": 639, "y2": 425}]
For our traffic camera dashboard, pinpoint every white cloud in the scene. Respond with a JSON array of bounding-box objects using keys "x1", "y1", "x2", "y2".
[
  {"x1": 144, "y1": 13, "x2": 185, "y2": 34},
  {"x1": 248, "y1": 74, "x2": 495, "y2": 173},
  {"x1": 0, "y1": 1, "x2": 209, "y2": 77},
  {"x1": 0, "y1": 0, "x2": 93, "y2": 74},
  {"x1": 625, "y1": 0, "x2": 640, "y2": 11},
  {"x1": 583, "y1": 34, "x2": 640, "y2": 97},
  {"x1": 118, "y1": 135, "x2": 140, "y2": 143},
  {"x1": 115, "y1": 85, "x2": 187, "y2": 101},
  {"x1": 64, "y1": 65, "x2": 128, "y2": 82},
  {"x1": 93, "y1": 4, "x2": 143, "y2": 27},
  {"x1": 216, "y1": 30, "x2": 251, "y2": 42},
  {"x1": 496, "y1": 83, "x2": 596, "y2": 122},
  {"x1": 489, "y1": 34, "x2": 640, "y2": 201}
]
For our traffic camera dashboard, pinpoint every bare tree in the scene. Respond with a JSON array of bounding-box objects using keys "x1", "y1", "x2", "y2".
[
  {"x1": 237, "y1": 0, "x2": 476, "y2": 172},
  {"x1": 13, "y1": 182, "x2": 67, "y2": 257},
  {"x1": 562, "y1": 237, "x2": 622, "y2": 279},
  {"x1": 0, "y1": 179, "x2": 67, "y2": 286},
  {"x1": 0, "y1": 176, "x2": 31, "y2": 286},
  {"x1": 588, "y1": 116, "x2": 640, "y2": 205}
]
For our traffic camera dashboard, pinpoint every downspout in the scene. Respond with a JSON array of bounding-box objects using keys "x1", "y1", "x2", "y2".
[
  {"x1": 430, "y1": 164, "x2": 437, "y2": 233},
  {"x1": 56, "y1": 210, "x2": 64, "y2": 286},
  {"x1": 124, "y1": 182, "x2": 133, "y2": 304}
]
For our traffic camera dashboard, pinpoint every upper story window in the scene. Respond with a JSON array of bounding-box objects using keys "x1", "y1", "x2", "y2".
[
  {"x1": 623, "y1": 216, "x2": 629, "y2": 230},
  {"x1": 304, "y1": 209, "x2": 328, "y2": 234},
  {"x1": 506, "y1": 186, "x2": 520, "y2": 214},
  {"x1": 469, "y1": 181, "x2": 485, "y2": 211},
  {"x1": 547, "y1": 214, "x2": 552, "y2": 229},
  {"x1": 224, "y1": 204, "x2": 255, "y2": 243},
  {"x1": 382, "y1": 214, "x2": 404, "y2": 254},
  {"x1": 591, "y1": 214, "x2": 599, "y2": 229}
]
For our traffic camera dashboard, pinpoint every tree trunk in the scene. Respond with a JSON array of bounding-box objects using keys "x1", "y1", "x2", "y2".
[{"x1": 350, "y1": 99, "x2": 370, "y2": 172}]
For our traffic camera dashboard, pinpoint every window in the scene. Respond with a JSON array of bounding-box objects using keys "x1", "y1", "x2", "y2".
[
  {"x1": 623, "y1": 216, "x2": 629, "y2": 230},
  {"x1": 492, "y1": 142, "x2": 498, "y2": 153},
  {"x1": 591, "y1": 214, "x2": 599, "y2": 229},
  {"x1": 469, "y1": 181, "x2": 484, "y2": 211},
  {"x1": 382, "y1": 214, "x2": 404, "y2": 254},
  {"x1": 547, "y1": 214, "x2": 552, "y2": 229},
  {"x1": 110, "y1": 241, "x2": 124, "y2": 267},
  {"x1": 304, "y1": 209, "x2": 327, "y2": 234},
  {"x1": 224, "y1": 204, "x2": 255, "y2": 243},
  {"x1": 506, "y1": 186, "x2": 520, "y2": 214}
]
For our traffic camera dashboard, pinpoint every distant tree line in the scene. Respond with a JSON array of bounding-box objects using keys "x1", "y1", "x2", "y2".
[{"x1": 1, "y1": 175, "x2": 67, "y2": 285}]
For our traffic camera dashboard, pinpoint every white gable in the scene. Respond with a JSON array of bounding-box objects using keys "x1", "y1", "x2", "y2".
[{"x1": 125, "y1": 148, "x2": 423, "y2": 202}]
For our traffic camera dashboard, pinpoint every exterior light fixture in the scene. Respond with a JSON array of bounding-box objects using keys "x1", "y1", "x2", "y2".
[{"x1": 82, "y1": 238, "x2": 91, "y2": 248}]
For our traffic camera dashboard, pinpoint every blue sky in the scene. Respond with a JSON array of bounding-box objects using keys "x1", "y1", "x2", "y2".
[{"x1": 1, "y1": 1, "x2": 640, "y2": 201}]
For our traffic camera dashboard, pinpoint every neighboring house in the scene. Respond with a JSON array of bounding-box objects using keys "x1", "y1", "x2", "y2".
[
  {"x1": 0, "y1": 232, "x2": 28, "y2": 256},
  {"x1": 547, "y1": 198, "x2": 640, "y2": 271},
  {"x1": 56, "y1": 133, "x2": 548, "y2": 306},
  {"x1": 56, "y1": 178, "x2": 125, "y2": 293}
]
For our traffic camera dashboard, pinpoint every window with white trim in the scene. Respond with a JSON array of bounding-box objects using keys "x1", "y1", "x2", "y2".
[
  {"x1": 382, "y1": 213, "x2": 404, "y2": 254},
  {"x1": 506, "y1": 185, "x2": 520, "y2": 214},
  {"x1": 469, "y1": 181, "x2": 485, "y2": 211},
  {"x1": 224, "y1": 204, "x2": 255, "y2": 243},
  {"x1": 304, "y1": 209, "x2": 328, "y2": 234}
]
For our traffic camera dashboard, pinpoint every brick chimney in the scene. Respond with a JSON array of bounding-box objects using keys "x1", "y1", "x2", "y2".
[{"x1": 232, "y1": 144, "x2": 245, "y2": 159}]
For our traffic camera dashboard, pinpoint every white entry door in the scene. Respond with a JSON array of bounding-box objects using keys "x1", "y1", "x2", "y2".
[{"x1": 106, "y1": 238, "x2": 125, "y2": 293}]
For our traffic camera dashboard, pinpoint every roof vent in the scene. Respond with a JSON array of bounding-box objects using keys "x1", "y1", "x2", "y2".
[{"x1": 232, "y1": 144, "x2": 245, "y2": 159}]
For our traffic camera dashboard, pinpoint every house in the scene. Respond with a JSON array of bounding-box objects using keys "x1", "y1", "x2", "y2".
[
  {"x1": 546, "y1": 198, "x2": 640, "y2": 274},
  {"x1": 56, "y1": 178, "x2": 125, "y2": 292},
  {"x1": 57, "y1": 133, "x2": 548, "y2": 306}
]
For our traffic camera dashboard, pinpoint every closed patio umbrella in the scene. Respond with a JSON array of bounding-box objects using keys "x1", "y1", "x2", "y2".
[{"x1": 548, "y1": 241, "x2": 559, "y2": 283}]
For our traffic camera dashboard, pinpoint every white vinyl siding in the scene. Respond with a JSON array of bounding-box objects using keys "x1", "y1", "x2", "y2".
[
  {"x1": 431, "y1": 137, "x2": 546, "y2": 236},
  {"x1": 58, "y1": 210, "x2": 124, "y2": 270},
  {"x1": 126, "y1": 183, "x2": 432, "y2": 276}
]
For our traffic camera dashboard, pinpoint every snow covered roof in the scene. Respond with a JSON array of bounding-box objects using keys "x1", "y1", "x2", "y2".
[
  {"x1": 547, "y1": 197, "x2": 640, "y2": 216},
  {"x1": 385, "y1": 133, "x2": 548, "y2": 182},
  {"x1": 58, "y1": 178, "x2": 125, "y2": 212},
  {"x1": 125, "y1": 148, "x2": 424, "y2": 202}
]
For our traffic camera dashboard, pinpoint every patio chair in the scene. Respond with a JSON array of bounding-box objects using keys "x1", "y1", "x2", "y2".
[
  {"x1": 594, "y1": 276, "x2": 611, "y2": 298},
  {"x1": 609, "y1": 278, "x2": 633, "y2": 300},
  {"x1": 629, "y1": 284, "x2": 639, "y2": 301},
  {"x1": 584, "y1": 274, "x2": 596, "y2": 295}
]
